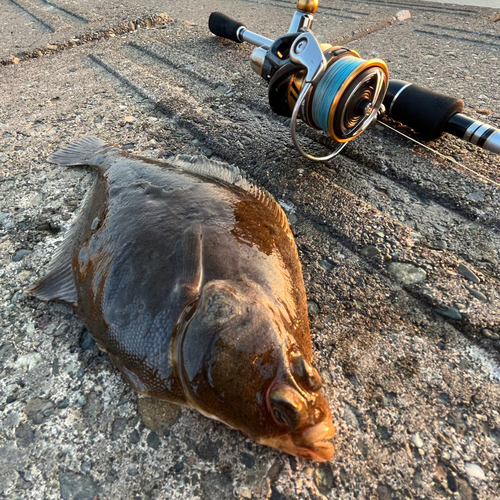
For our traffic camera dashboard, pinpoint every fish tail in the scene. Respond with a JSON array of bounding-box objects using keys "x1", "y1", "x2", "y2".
[{"x1": 48, "y1": 137, "x2": 112, "y2": 166}]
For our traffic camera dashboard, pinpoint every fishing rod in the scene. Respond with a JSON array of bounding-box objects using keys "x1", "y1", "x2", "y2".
[{"x1": 208, "y1": 0, "x2": 500, "y2": 162}]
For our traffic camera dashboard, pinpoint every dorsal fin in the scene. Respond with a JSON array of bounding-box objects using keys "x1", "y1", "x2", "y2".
[{"x1": 170, "y1": 155, "x2": 292, "y2": 236}]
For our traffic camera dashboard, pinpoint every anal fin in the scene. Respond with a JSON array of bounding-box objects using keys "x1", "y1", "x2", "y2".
[{"x1": 26, "y1": 175, "x2": 104, "y2": 307}]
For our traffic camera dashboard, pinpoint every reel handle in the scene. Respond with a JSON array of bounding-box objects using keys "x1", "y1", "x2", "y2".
[
  {"x1": 384, "y1": 80, "x2": 500, "y2": 154},
  {"x1": 208, "y1": 12, "x2": 245, "y2": 43},
  {"x1": 209, "y1": 12, "x2": 273, "y2": 47}
]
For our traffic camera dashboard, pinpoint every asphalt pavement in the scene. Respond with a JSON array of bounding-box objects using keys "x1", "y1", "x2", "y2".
[{"x1": 0, "y1": 1, "x2": 499, "y2": 499}]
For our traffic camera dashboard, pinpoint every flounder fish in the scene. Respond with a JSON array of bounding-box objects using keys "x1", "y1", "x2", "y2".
[{"x1": 29, "y1": 138, "x2": 335, "y2": 461}]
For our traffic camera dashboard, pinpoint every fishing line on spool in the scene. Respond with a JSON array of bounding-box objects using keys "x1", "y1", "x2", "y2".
[{"x1": 311, "y1": 56, "x2": 365, "y2": 135}]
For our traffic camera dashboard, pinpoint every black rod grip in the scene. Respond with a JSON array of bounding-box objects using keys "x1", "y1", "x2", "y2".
[
  {"x1": 383, "y1": 80, "x2": 464, "y2": 139},
  {"x1": 209, "y1": 12, "x2": 245, "y2": 43}
]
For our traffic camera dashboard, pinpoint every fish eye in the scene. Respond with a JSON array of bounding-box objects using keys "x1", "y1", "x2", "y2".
[
  {"x1": 273, "y1": 408, "x2": 287, "y2": 426},
  {"x1": 291, "y1": 356, "x2": 322, "y2": 392},
  {"x1": 270, "y1": 387, "x2": 303, "y2": 431}
]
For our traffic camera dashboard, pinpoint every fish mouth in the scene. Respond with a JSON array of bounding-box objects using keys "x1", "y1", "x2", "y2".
[{"x1": 258, "y1": 420, "x2": 335, "y2": 462}]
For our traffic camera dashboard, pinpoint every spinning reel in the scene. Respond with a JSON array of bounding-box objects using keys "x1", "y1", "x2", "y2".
[{"x1": 209, "y1": 0, "x2": 500, "y2": 161}]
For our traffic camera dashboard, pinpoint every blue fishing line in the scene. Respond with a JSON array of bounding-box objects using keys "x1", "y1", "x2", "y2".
[{"x1": 311, "y1": 56, "x2": 364, "y2": 134}]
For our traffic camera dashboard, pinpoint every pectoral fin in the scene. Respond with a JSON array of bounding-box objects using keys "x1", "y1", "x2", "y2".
[{"x1": 175, "y1": 223, "x2": 203, "y2": 298}]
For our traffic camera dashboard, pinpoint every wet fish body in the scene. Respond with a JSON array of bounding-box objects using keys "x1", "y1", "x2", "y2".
[{"x1": 30, "y1": 138, "x2": 334, "y2": 460}]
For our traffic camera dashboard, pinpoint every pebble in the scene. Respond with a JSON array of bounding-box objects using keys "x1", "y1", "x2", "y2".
[
  {"x1": 12, "y1": 249, "x2": 32, "y2": 262},
  {"x1": 80, "y1": 330, "x2": 96, "y2": 350},
  {"x1": 307, "y1": 300, "x2": 320, "y2": 316},
  {"x1": 111, "y1": 417, "x2": 127, "y2": 441},
  {"x1": 236, "y1": 486, "x2": 252, "y2": 499},
  {"x1": 123, "y1": 116, "x2": 136, "y2": 123},
  {"x1": 239, "y1": 452, "x2": 255, "y2": 469},
  {"x1": 172, "y1": 462, "x2": 184, "y2": 473},
  {"x1": 81, "y1": 392, "x2": 102, "y2": 429},
  {"x1": 80, "y1": 462, "x2": 92, "y2": 474},
  {"x1": 47, "y1": 45, "x2": 58, "y2": 51},
  {"x1": 343, "y1": 404, "x2": 360, "y2": 428},
  {"x1": 196, "y1": 435, "x2": 221, "y2": 462},
  {"x1": 127, "y1": 465, "x2": 139, "y2": 476},
  {"x1": 412, "y1": 433, "x2": 424, "y2": 448},
  {"x1": 129, "y1": 429, "x2": 141, "y2": 444},
  {"x1": 11, "y1": 291, "x2": 24, "y2": 304},
  {"x1": 137, "y1": 397, "x2": 181, "y2": 432},
  {"x1": 465, "y1": 462, "x2": 485, "y2": 480},
  {"x1": 36, "y1": 221, "x2": 60, "y2": 233},
  {"x1": 456, "y1": 478, "x2": 474, "y2": 500},
  {"x1": 200, "y1": 146, "x2": 213, "y2": 157},
  {"x1": 432, "y1": 239, "x2": 447, "y2": 250},
  {"x1": 53, "y1": 324, "x2": 69, "y2": 337},
  {"x1": 57, "y1": 398, "x2": 69, "y2": 409},
  {"x1": 465, "y1": 286, "x2": 488, "y2": 302},
  {"x1": 488, "y1": 428, "x2": 500, "y2": 446},
  {"x1": 24, "y1": 398, "x2": 55, "y2": 424},
  {"x1": 434, "y1": 464, "x2": 446, "y2": 482},
  {"x1": 457, "y1": 264, "x2": 479, "y2": 283},
  {"x1": 314, "y1": 464, "x2": 334, "y2": 495},
  {"x1": 481, "y1": 329, "x2": 499, "y2": 340},
  {"x1": 447, "y1": 474, "x2": 457, "y2": 492},
  {"x1": 14, "y1": 353, "x2": 42, "y2": 371},
  {"x1": 434, "y1": 307, "x2": 462, "y2": 321},
  {"x1": 15, "y1": 422, "x2": 35, "y2": 448},
  {"x1": 59, "y1": 472, "x2": 98, "y2": 500},
  {"x1": 360, "y1": 245, "x2": 380, "y2": 257},
  {"x1": 377, "y1": 484, "x2": 393, "y2": 500},
  {"x1": 395, "y1": 10, "x2": 411, "y2": 21},
  {"x1": 201, "y1": 472, "x2": 232, "y2": 499},
  {"x1": 318, "y1": 259, "x2": 334, "y2": 270},
  {"x1": 214, "y1": 85, "x2": 228, "y2": 94},
  {"x1": 387, "y1": 262, "x2": 427, "y2": 285},
  {"x1": 358, "y1": 439, "x2": 368, "y2": 458},
  {"x1": 412, "y1": 468, "x2": 423, "y2": 488},
  {"x1": 146, "y1": 431, "x2": 161, "y2": 450},
  {"x1": 467, "y1": 192, "x2": 485, "y2": 201},
  {"x1": 377, "y1": 426, "x2": 391, "y2": 440}
]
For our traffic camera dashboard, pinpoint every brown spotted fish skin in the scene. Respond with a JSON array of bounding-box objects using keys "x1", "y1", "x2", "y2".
[{"x1": 29, "y1": 138, "x2": 334, "y2": 461}]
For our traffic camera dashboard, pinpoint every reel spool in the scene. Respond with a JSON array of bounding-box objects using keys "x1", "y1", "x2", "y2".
[{"x1": 269, "y1": 44, "x2": 388, "y2": 160}]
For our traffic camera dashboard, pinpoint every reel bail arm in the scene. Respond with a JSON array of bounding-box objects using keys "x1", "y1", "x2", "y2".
[{"x1": 288, "y1": 32, "x2": 348, "y2": 161}]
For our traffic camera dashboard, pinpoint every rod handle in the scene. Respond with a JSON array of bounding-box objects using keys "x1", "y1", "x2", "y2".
[
  {"x1": 383, "y1": 80, "x2": 463, "y2": 139},
  {"x1": 209, "y1": 12, "x2": 245, "y2": 43}
]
